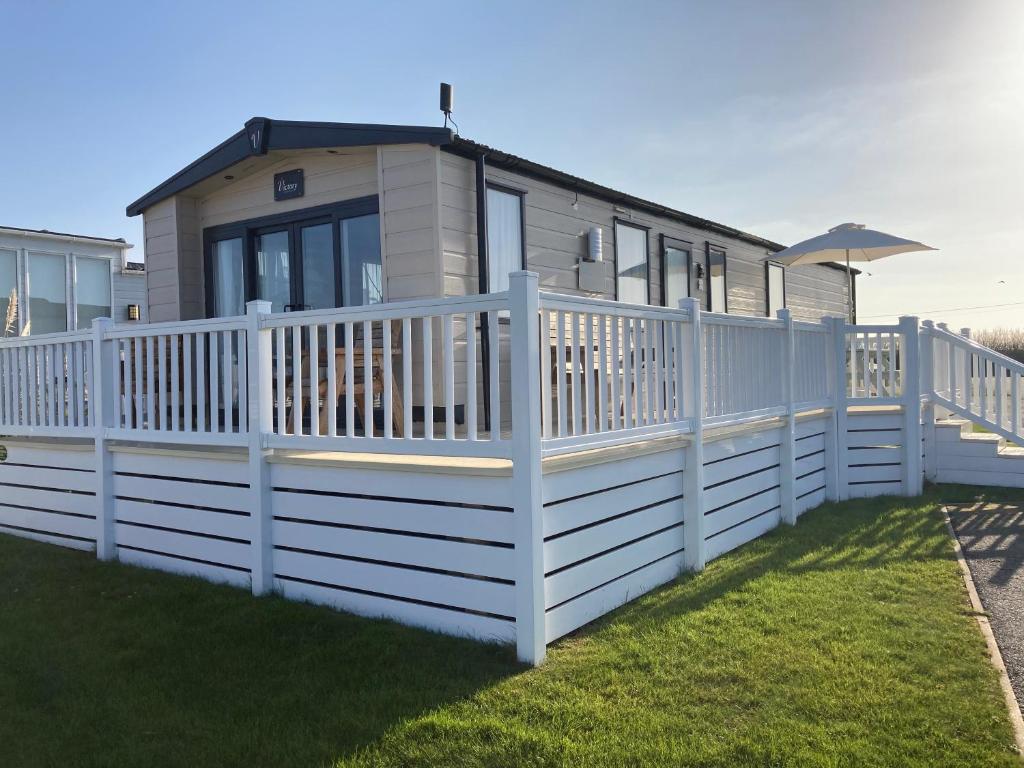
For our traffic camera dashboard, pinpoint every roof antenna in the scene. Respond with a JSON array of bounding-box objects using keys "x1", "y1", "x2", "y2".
[{"x1": 440, "y1": 83, "x2": 458, "y2": 134}]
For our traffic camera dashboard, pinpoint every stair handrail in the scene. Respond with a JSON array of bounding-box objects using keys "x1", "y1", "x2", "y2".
[{"x1": 926, "y1": 323, "x2": 1024, "y2": 375}]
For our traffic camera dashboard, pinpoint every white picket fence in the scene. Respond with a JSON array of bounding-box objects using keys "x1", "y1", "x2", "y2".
[
  {"x1": 0, "y1": 274, "x2": 926, "y2": 457},
  {"x1": 8, "y1": 269, "x2": 1007, "y2": 666}
]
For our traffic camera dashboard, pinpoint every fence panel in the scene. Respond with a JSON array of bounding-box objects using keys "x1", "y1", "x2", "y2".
[
  {"x1": 105, "y1": 317, "x2": 249, "y2": 445},
  {"x1": 0, "y1": 331, "x2": 94, "y2": 436},
  {"x1": 260, "y1": 293, "x2": 511, "y2": 458},
  {"x1": 844, "y1": 325, "x2": 903, "y2": 402},
  {"x1": 537, "y1": 293, "x2": 692, "y2": 455},
  {"x1": 702, "y1": 314, "x2": 786, "y2": 425},
  {"x1": 793, "y1": 322, "x2": 833, "y2": 407}
]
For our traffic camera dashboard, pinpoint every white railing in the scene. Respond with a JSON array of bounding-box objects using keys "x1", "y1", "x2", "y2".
[
  {"x1": 106, "y1": 317, "x2": 249, "y2": 446},
  {"x1": 845, "y1": 324, "x2": 905, "y2": 403},
  {"x1": 260, "y1": 293, "x2": 512, "y2": 458},
  {"x1": 926, "y1": 323, "x2": 1024, "y2": 445},
  {"x1": 0, "y1": 330, "x2": 95, "y2": 437},
  {"x1": 793, "y1": 321, "x2": 834, "y2": 408},
  {"x1": 0, "y1": 275, "x2": 938, "y2": 458},
  {"x1": 537, "y1": 293, "x2": 693, "y2": 454},
  {"x1": 703, "y1": 313, "x2": 787, "y2": 426}
]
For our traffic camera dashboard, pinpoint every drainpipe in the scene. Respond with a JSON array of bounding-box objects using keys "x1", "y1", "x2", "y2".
[{"x1": 476, "y1": 153, "x2": 491, "y2": 432}]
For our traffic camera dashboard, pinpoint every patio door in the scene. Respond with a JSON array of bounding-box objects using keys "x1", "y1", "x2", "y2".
[{"x1": 203, "y1": 196, "x2": 379, "y2": 318}]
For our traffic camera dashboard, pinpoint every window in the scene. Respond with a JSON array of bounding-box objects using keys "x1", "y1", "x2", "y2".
[
  {"x1": 203, "y1": 197, "x2": 381, "y2": 317},
  {"x1": 615, "y1": 221, "x2": 649, "y2": 304},
  {"x1": 0, "y1": 249, "x2": 17, "y2": 337},
  {"x1": 75, "y1": 257, "x2": 111, "y2": 329},
  {"x1": 27, "y1": 252, "x2": 68, "y2": 334},
  {"x1": 766, "y1": 261, "x2": 786, "y2": 317},
  {"x1": 210, "y1": 238, "x2": 245, "y2": 317},
  {"x1": 485, "y1": 186, "x2": 524, "y2": 293},
  {"x1": 661, "y1": 236, "x2": 691, "y2": 309},
  {"x1": 341, "y1": 213, "x2": 383, "y2": 306},
  {"x1": 707, "y1": 246, "x2": 727, "y2": 313}
]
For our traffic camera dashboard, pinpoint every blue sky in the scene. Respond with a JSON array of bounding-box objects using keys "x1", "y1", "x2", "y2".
[{"x1": 2, "y1": 0, "x2": 1022, "y2": 327}]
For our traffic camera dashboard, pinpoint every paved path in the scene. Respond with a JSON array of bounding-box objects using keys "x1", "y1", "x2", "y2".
[{"x1": 947, "y1": 502, "x2": 1024, "y2": 710}]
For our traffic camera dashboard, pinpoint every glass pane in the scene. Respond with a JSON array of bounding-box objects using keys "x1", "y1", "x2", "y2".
[
  {"x1": 341, "y1": 214, "x2": 382, "y2": 306},
  {"x1": 664, "y1": 246, "x2": 689, "y2": 308},
  {"x1": 76, "y1": 257, "x2": 111, "y2": 329},
  {"x1": 256, "y1": 230, "x2": 291, "y2": 313},
  {"x1": 486, "y1": 188, "x2": 523, "y2": 293},
  {"x1": 708, "y1": 249, "x2": 726, "y2": 313},
  {"x1": 27, "y1": 252, "x2": 67, "y2": 334},
  {"x1": 300, "y1": 223, "x2": 337, "y2": 310},
  {"x1": 767, "y1": 263, "x2": 785, "y2": 316},
  {"x1": 0, "y1": 249, "x2": 17, "y2": 337},
  {"x1": 615, "y1": 223, "x2": 648, "y2": 304},
  {"x1": 210, "y1": 238, "x2": 245, "y2": 317}
]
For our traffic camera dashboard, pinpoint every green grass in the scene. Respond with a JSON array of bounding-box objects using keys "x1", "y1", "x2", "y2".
[{"x1": 1, "y1": 489, "x2": 1019, "y2": 767}]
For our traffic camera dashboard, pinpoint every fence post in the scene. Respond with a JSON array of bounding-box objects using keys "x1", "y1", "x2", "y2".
[
  {"x1": 778, "y1": 309, "x2": 797, "y2": 524},
  {"x1": 246, "y1": 300, "x2": 274, "y2": 597},
  {"x1": 509, "y1": 271, "x2": 545, "y2": 666},
  {"x1": 830, "y1": 316, "x2": 849, "y2": 501},
  {"x1": 920, "y1": 320, "x2": 938, "y2": 483},
  {"x1": 681, "y1": 297, "x2": 706, "y2": 571},
  {"x1": 91, "y1": 317, "x2": 116, "y2": 561},
  {"x1": 900, "y1": 316, "x2": 923, "y2": 496}
]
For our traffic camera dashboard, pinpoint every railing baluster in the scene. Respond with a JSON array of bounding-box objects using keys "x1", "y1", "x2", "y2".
[
  {"x1": 610, "y1": 316, "x2": 621, "y2": 431},
  {"x1": 556, "y1": 311, "x2": 567, "y2": 437},
  {"x1": 597, "y1": 314, "x2": 608, "y2": 432},
  {"x1": 171, "y1": 334, "x2": 180, "y2": 432},
  {"x1": 209, "y1": 332, "x2": 220, "y2": 433},
  {"x1": 363, "y1": 320, "x2": 373, "y2": 438},
  {"x1": 383, "y1": 318, "x2": 393, "y2": 439},
  {"x1": 327, "y1": 323, "x2": 337, "y2": 438},
  {"x1": 196, "y1": 333, "x2": 207, "y2": 433},
  {"x1": 236, "y1": 329, "x2": 248, "y2": 434},
  {"x1": 443, "y1": 314, "x2": 454, "y2": 440},
  {"x1": 1013, "y1": 372, "x2": 1021, "y2": 439},
  {"x1": 345, "y1": 322, "x2": 355, "y2": 438},
  {"x1": 422, "y1": 316, "x2": 433, "y2": 440},
  {"x1": 996, "y1": 361, "x2": 1004, "y2": 430},
  {"x1": 183, "y1": 335, "x2": 193, "y2": 433},
  {"x1": 290, "y1": 325, "x2": 301, "y2": 436},
  {"x1": 222, "y1": 331, "x2": 234, "y2": 434},
  {"x1": 488, "y1": 310, "x2": 500, "y2": 440},
  {"x1": 402, "y1": 318, "x2": 413, "y2": 439},
  {"x1": 309, "y1": 325, "x2": 320, "y2": 438},
  {"x1": 584, "y1": 313, "x2": 594, "y2": 434},
  {"x1": 466, "y1": 312, "x2": 478, "y2": 441}
]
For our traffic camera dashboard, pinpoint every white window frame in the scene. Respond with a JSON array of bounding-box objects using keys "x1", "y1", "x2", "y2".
[
  {"x1": 614, "y1": 219, "x2": 651, "y2": 305},
  {"x1": 766, "y1": 260, "x2": 786, "y2": 317},
  {"x1": 17, "y1": 248, "x2": 115, "y2": 334},
  {"x1": 485, "y1": 183, "x2": 526, "y2": 294}
]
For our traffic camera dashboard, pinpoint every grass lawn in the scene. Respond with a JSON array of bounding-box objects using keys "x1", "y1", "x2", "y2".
[{"x1": 1, "y1": 488, "x2": 1020, "y2": 767}]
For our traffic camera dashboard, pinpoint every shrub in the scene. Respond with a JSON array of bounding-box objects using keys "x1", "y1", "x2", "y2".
[{"x1": 974, "y1": 328, "x2": 1024, "y2": 364}]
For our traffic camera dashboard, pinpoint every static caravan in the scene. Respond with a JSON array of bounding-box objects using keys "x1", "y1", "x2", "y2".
[
  {"x1": 0, "y1": 226, "x2": 144, "y2": 337},
  {"x1": 124, "y1": 117, "x2": 856, "y2": 433}
]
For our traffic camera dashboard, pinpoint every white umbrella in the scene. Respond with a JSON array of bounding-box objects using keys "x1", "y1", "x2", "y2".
[{"x1": 765, "y1": 223, "x2": 936, "y2": 321}]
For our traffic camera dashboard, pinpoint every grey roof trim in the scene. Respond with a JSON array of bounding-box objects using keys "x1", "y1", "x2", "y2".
[
  {"x1": 125, "y1": 118, "x2": 454, "y2": 216},
  {"x1": 0, "y1": 225, "x2": 133, "y2": 249},
  {"x1": 446, "y1": 137, "x2": 859, "y2": 275}
]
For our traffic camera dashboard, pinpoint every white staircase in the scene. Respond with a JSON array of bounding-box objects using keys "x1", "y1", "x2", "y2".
[{"x1": 932, "y1": 418, "x2": 1024, "y2": 488}]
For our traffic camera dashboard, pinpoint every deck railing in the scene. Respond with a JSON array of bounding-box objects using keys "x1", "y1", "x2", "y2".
[
  {"x1": 537, "y1": 293, "x2": 693, "y2": 454},
  {"x1": 0, "y1": 329, "x2": 95, "y2": 437},
  {"x1": 924, "y1": 321, "x2": 1024, "y2": 445},
  {"x1": 0, "y1": 272, "x2": 941, "y2": 458}
]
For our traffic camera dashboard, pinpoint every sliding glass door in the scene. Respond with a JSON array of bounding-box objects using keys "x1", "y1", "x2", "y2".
[{"x1": 204, "y1": 197, "x2": 381, "y2": 318}]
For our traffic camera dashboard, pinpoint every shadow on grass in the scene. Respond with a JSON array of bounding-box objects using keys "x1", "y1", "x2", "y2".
[
  {"x1": 0, "y1": 537, "x2": 521, "y2": 768},
  {"x1": 551, "y1": 491, "x2": 952, "y2": 647},
  {"x1": 0, "y1": 487, "x2": 978, "y2": 767}
]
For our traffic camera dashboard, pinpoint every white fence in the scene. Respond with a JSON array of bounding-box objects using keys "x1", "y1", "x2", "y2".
[
  {"x1": 925, "y1": 321, "x2": 1024, "y2": 446},
  {"x1": 10, "y1": 270, "x2": 995, "y2": 666}
]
